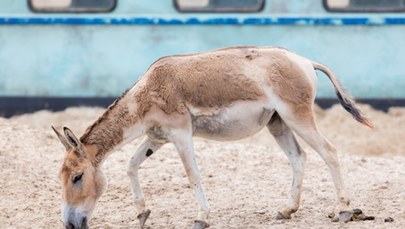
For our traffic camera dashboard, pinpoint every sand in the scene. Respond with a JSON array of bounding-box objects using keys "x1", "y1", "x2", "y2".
[{"x1": 0, "y1": 104, "x2": 404, "y2": 228}]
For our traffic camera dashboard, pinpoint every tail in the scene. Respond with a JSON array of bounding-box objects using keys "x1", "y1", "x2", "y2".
[{"x1": 312, "y1": 61, "x2": 373, "y2": 128}]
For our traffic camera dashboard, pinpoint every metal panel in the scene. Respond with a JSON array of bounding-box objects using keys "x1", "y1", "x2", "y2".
[{"x1": 0, "y1": 0, "x2": 404, "y2": 100}]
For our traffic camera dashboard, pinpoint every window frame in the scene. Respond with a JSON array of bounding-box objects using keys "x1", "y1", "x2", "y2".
[
  {"x1": 323, "y1": 0, "x2": 405, "y2": 13},
  {"x1": 173, "y1": 0, "x2": 265, "y2": 13},
  {"x1": 28, "y1": 0, "x2": 117, "y2": 13}
]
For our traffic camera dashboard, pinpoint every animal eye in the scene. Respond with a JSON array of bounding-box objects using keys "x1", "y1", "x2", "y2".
[{"x1": 72, "y1": 173, "x2": 83, "y2": 184}]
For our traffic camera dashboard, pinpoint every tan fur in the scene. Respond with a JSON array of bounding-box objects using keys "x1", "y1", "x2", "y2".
[
  {"x1": 263, "y1": 49, "x2": 314, "y2": 116},
  {"x1": 55, "y1": 45, "x2": 372, "y2": 228},
  {"x1": 80, "y1": 101, "x2": 135, "y2": 161},
  {"x1": 135, "y1": 47, "x2": 265, "y2": 117},
  {"x1": 60, "y1": 147, "x2": 105, "y2": 206}
]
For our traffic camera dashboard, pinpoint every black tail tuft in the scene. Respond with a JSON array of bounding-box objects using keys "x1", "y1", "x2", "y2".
[{"x1": 336, "y1": 91, "x2": 374, "y2": 128}]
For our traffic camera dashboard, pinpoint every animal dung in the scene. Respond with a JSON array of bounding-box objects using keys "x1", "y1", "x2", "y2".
[
  {"x1": 384, "y1": 217, "x2": 394, "y2": 222},
  {"x1": 364, "y1": 216, "x2": 375, "y2": 220},
  {"x1": 350, "y1": 208, "x2": 375, "y2": 222},
  {"x1": 330, "y1": 209, "x2": 375, "y2": 222},
  {"x1": 352, "y1": 208, "x2": 362, "y2": 215}
]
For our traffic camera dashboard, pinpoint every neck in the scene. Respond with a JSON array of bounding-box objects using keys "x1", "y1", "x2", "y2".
[{"x1": 79, "y1": 96, "x2": 142, "y2": 165}]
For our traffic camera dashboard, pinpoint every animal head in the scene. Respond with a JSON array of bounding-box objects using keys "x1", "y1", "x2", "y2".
[{"x1": 52, "y1": 126, "x2": 106, "y2": 229}]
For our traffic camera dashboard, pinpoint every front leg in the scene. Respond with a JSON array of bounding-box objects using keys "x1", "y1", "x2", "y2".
[
  {"x1": 170, "y1": 129, "x2": 210, "y2": 229},
  {"x1": 127, "y1": 137, "x2": 163, "y2": 228}
]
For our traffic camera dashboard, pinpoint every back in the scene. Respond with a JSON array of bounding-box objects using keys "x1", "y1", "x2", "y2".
[{"x1": 135, "y1": 46, "x2": 272, "y2": 116}]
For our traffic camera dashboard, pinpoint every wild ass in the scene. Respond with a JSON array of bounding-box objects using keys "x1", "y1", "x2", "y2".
[{"x1": 52, "y1": 46, "x2": 372, "y2": 229}]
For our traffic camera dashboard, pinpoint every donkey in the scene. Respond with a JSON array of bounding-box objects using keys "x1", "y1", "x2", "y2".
[{"x1": 52, "y1": 46, "x2": 372, "y2": 229}]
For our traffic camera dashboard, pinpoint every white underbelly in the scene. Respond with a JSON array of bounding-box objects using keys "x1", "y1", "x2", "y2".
[{"x1": 191, "y1": 100, "x2": 274, "y2": 141}]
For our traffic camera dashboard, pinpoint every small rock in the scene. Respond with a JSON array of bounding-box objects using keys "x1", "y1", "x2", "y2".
[
  {"x1": 339, "y1": 211, "x2": 354, "y2": 223},
  {"x1": 384, "y1": 217, "x2": 394, "y2": 222},
  {"x1": 328, "y1": 212, "x2": 335, "y2": 218},
  {"x1": 353, "y1": 208, "x2": 363, "y2": 215},
  {"x1": 254, "y1": 210, "x2": 266, "y2": 215}
]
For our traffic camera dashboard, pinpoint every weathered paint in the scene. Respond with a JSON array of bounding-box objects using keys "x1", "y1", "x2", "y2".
[
  {"x1": 1, "y1": 16, "x2": 405, "y2": 25},
  {"x1": 0, "y1": 0, "x2": 404, "y2": 99}
]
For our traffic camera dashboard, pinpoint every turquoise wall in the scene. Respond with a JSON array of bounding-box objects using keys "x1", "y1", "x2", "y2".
[{"x1": 0, "y1": 0, "x2": 404, "y2": 99}]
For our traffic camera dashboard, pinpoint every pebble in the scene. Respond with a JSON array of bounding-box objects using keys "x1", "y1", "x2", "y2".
[{"x1": 384, "y1": 217, "x2": 394, "y2": 222}]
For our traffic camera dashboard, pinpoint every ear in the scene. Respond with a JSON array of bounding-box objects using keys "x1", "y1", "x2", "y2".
[
  {"x1": 51, "y1": 125, "x2": 71, "y2": 151},
  {"x1": 63, "y1": 127, "x2": 87, "y2": 158}
]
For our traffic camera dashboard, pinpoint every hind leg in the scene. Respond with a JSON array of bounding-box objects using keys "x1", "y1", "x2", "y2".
[
  {"x1": 267, "y1": 113, "x2": 307, "y2": 219},
  {"x1": 277, "y1": 106, "x2": 352, "y2": 221}
]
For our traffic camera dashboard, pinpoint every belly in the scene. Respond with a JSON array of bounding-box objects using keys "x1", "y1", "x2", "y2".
[{"x1": 191, "y1": 100, "x2": 274, "y2": 141}]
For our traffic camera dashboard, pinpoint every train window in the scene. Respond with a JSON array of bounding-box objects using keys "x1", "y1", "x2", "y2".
[
  {"x1": 28, "y1": 0, "x2": 116, "y2": 13},
  {"x1": 174, "y1": 0, "x2": 265, "y2": 13},
  {"x1": 324, "y1": 0, "x2": 405, "y2": 12}
]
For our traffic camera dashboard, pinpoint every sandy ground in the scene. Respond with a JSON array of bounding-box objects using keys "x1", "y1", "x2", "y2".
[{"x1": 0, "y1": 104, "x2": 404, "y2": 228}]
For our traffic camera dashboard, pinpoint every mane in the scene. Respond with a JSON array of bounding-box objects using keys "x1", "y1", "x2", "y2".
[{"x1": 80, "y1": 88, "x2": 130, "y2": 143}]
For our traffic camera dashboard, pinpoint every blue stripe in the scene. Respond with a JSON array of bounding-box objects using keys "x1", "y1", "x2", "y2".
[{"x1": 0, "y1": 16, "x2": 404, "y2": 25}]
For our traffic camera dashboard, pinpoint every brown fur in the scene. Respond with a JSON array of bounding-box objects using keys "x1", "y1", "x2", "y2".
[
  {"x1": 80, "y1": 100, "x2": 135, "y2": 162},
  {"x1": 60, "y1": 148, "x2": 104, "y2": 206},
  {"x1": 313, "y1": 62, "x2": 373, "y2": 128},
  {"x1": 135, "y1": 47, "x2": 264, "y2": 118},
  {"x1": 79, "y1": 46, "x2": 368, "y2": 164},
  {"x1": 145, "y1": 45, "x2": 258, "y2": 71},
  {"x1": 264, "y1": 49, "x2": 314, "y2": 116},
  {"x1": 55, "y1": 46, "x2": 373, "y2": 228}
]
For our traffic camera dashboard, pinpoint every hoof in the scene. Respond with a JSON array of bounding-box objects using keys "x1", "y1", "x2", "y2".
[
  {"x1": 339, "y1": 211, "x2": 353, "y2": 223},
  {"x1": 137, "y1": 209, "x2": 151, "y2": 228},
  {"x1": 191, "y1": 220, "x2": 210, "y2": 229},
  {"x1": 275, "y1": 212, "x2": 291, "y2": 220}
]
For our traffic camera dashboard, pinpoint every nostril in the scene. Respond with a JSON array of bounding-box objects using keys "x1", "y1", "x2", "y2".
[
  {"x1": 65, "y1": 223, "x2": 75, "y2": 229},
  {"x1": 82, "y1": 217, "x2": 89, "y2": 229}
]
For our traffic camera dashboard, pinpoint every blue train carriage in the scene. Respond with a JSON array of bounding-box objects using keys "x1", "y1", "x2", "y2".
[{"x1": 0, "y1": 0, "x2": 404, "y2": 117}]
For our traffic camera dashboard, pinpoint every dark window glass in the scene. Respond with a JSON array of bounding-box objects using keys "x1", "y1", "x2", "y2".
[
  {"x1": 174, "y1": 0, "x2": 265, "y2": 13},
  {"x1": 29, "y1": 0, "x2": 116, "y2": 13},
  {"x1": 324, "y1": 0, "x2": 405, "y2": 12}
]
